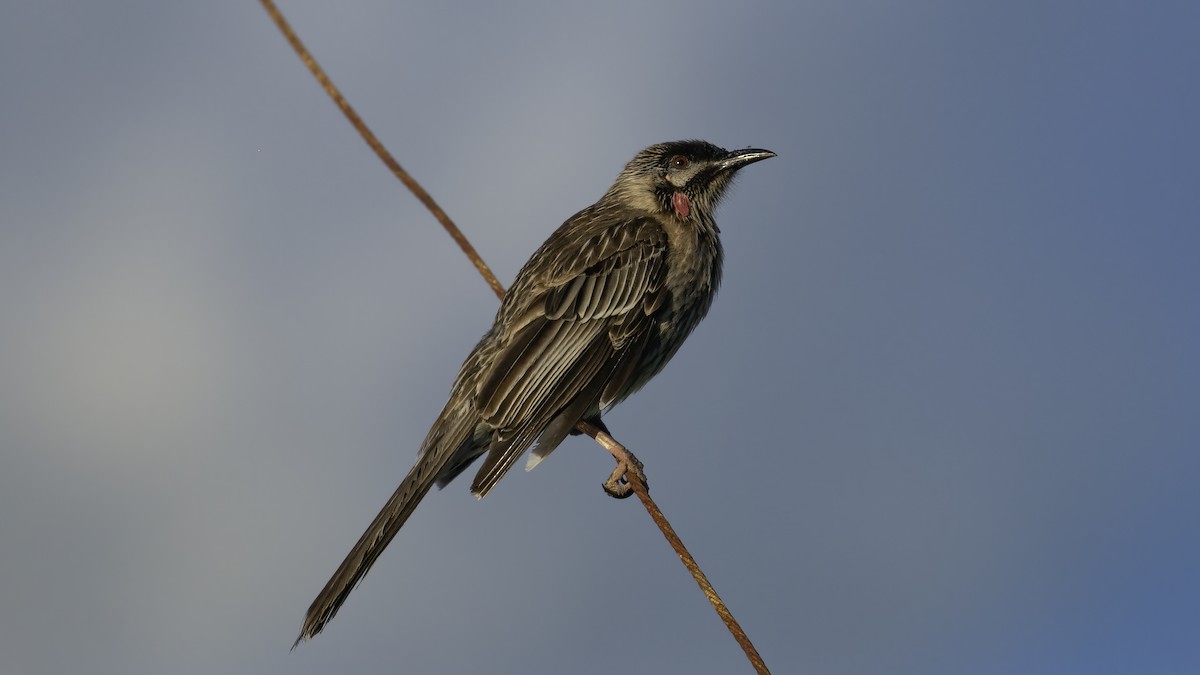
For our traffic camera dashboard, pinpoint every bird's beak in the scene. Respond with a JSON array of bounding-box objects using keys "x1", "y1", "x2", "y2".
[{"x1": 718, "y1": 148, "x2": 776, "y2": 172}]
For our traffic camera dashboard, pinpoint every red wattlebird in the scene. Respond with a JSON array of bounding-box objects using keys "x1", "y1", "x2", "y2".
[{"x1": 296, "y1": 140, "x2": 775, "y2": 644}]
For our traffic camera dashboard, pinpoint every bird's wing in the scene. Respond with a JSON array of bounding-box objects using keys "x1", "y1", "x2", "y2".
[{"x1": 469, "y1": 216, "x2": 669, "y2": 496}]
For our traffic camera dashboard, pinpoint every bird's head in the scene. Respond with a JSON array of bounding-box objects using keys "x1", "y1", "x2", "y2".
[{"x1": 607, "y1": 140, "x2": 775, "y2": 221}]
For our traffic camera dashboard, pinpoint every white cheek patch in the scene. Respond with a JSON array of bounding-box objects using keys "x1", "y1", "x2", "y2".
[{"x1": 672, "y1": 191, "x2": 691, "y2": 219}]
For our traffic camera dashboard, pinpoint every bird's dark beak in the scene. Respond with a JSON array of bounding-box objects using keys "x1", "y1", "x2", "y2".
[{"x1": 718, "y1": 148, "x2": 776, "y2": 172}]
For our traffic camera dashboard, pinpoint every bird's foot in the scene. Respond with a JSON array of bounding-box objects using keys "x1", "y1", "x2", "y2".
[{"x1": 603, "y1": 451, "x2": 646, "y2": 499}]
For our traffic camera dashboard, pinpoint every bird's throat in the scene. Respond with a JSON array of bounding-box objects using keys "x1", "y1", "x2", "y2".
[{"x1": 672, "y1": 191, "x2": 691, "y2": 219}]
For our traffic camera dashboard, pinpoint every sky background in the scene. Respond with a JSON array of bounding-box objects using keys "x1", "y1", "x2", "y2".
[{"x1": 2, "y1": 2, "x2": 1198, "y2": 674}]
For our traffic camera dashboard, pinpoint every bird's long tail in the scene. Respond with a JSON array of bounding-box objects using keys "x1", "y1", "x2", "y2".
[{"x1": 294, "y1": 406, "x2": 479, "y2": 646}]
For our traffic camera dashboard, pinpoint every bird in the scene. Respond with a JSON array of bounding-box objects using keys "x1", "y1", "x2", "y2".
[{"x1": 295, "y1": 139, "x2": 775, "y2": 645}]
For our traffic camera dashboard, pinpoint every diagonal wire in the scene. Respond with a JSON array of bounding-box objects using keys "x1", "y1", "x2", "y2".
[
  {"x1": 259, "y1": 0, "x2": 505, "y2": 302},
  {"x1": 576, "y1": 421, "x2": 770, "y2": 674},
  {"x1": 258, "y1": 2, "x2": 768, "y2": 672}
]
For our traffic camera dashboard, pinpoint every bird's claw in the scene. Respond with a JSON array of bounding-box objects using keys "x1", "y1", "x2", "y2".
[{"x1": 603, "y1": 453, "x2": 646, "y2": 499}]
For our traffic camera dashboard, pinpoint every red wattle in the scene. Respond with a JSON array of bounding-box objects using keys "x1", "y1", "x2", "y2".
[{"x1": 672, "y1": 192, "x2": 691, "y2": 219}]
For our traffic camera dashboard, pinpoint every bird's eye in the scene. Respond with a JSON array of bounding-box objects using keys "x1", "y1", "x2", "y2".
[{"x1": 670, "y1": 155, "x2": 689, "y2": 170}]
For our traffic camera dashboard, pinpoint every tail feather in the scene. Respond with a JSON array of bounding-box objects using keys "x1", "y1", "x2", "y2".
[{"x1": 294, "y1": 410, "x2": 478, "y2": 646}]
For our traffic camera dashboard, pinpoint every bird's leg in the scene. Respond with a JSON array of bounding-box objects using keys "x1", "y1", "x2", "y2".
[
  {"x1": 572, "y1": 417, "x2": 647, "y2": 497},
  {"x1": 575, "y1": 416, "x2": 648, "y2": 499},
  {"x1": 569, "y1": 415, "x2": 608, "y2": 436}
]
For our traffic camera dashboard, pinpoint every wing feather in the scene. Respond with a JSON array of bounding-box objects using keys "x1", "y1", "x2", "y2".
[
  {"x1": 472, "y1": 327, "x2": 614, "y2": 495},
  {"x1": 468, "y1": 216, "x2": 669, "y2": 496}
]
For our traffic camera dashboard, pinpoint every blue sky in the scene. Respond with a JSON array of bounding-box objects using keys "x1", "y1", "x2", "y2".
[{"x1": 1, "y1": 2, "x2": 1197, "y2": 674}]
